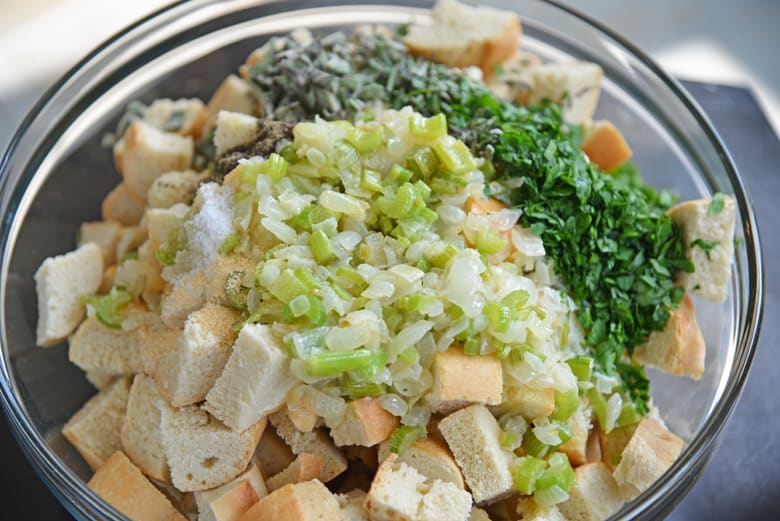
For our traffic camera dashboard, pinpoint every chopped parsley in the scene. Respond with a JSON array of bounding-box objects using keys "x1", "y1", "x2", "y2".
[
  {"x1": 690, "y1": 238, "x2": 718, "y2": 259},
  {"x1": 708, "y1": 192, "x2": 725, "y2": 216},
  {"x1": 164, "y1": 109, "x2": 186, "y2": 132}
]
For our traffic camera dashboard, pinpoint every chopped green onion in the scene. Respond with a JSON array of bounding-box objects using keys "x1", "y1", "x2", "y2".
[
  {"x1": 309, "y1": 230, "x2": 334, "y2": 263},
  {"x1": 512, "y1": 456, "x2": 547, "y2": 495},
  {"x1": 283, "y1": 295, "x2": 326, "y2": 327},
  {"x1": 550, "y1": 390, "x2": 579, "y2": 422},
  {"x1": 305, "y1": 348, "x2": 375, "y2": 377},
  {"x1": 293, "y1": 267, "x2": 320, "y2": 290},
  {"x1": 567, "y1": 356, "x2": 594, "y2": 382},
  {"x1": 389, "y1": 425, "x2": 425, "y2": 455},
  {"x1": 409, "y1": 113, "x2": 447, "y2": 139}
]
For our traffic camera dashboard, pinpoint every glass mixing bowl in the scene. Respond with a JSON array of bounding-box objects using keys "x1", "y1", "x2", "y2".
[{"x1": 0, "y1": 0, "x2": 763, "y2": 519}]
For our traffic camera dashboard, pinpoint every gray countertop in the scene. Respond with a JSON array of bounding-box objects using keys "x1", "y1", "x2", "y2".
[{"x1": 0, "y1": 81, "x2": 778, "y2": 520}]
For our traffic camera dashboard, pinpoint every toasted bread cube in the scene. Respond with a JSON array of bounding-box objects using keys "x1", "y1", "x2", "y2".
[
  {"x1": 337, "y1": 489, "x2": 369, "y2": 521},
  {"x1": 205, "y1": 75, "x2": 260, "y2": 129},
  {"x1": 581, "y1": 120, "x2": 632, "y2": 172},
  {"x1": 254, "y1": 427, "x2": 296, "y2": 479},
  {"x1": 486, "y1": 51, "x2": 541, "y2": 105},
  {"x1": 266, "y1": 454, "x2": 324, "y2": 491},
  {"x1": 162, "y1": 406, "x2": 265, "y2": 492},
  {"x1": 80, "y1": 221, "x2": 123, "y2": 266},
  {"x1": 241, "y1": 480, "x2": 341, "y2": 521},
  {"x1": 528, "y1": 61, "x2": 603, "y2": 125},
  {"x1": 69, "y1": 317, "x2": 143, "y2": 375},
  {"x1": 516, "y1": 497, "x2": 567, "y2": 521},
  {"x1": 62, "y1": 376, "x2": 131, "y2": 471},
  {"x1": 439, "y1": 404, "x2": 513, "y2": 504},
  {"x1": 136, "y1": 314, "x2": 181, "y2": 380},
  {"x1": 115, "y1": 120, "x2": 194, "y2": 201},
  {"x1": 404, "y1": 0, "x2": 520, "y2": 77},
  {"x1": 88, "y1": 451, "x2": 187, "y2": 521},
  {"x1": 633, "y1": 293, "x2": 705, "y2": 379},
  {"x1": 160, "y1": 270, "x2": 208, "y2": 329},
  {"x1": 195, "y1": 458, "x2": 267, "y2": 521},
  {"x1": 597, "y1": 424, "x2": 637, "y2": 471},
  {"x1": 429, "y1": 347, "x2": 503, "y2": 414},
  {"x1": 115, "y1": 224, "x2": 148, "y2": 264},
  {"x1": 35, "y1": 242, "x2": 103, "y2": 347},
  {"x1": 146, "y1": 204, "x2": 189, "y2": 252},
  {"x1": 326, "y1": 397, "x2": 399, "y2": 447},
  {"x1": 378, "y1": 437, "x2": 465, "y2": 489},
  {"x1": 148, "y1": 170, "x2": 206, "y2": 209},
  {"x1": 121, "y1": 374, "x2": 174, "y2": 483},
  {"x1": 666, "y1": 195, "x2": 736, "y2": 302},
  {"x1": 154, "y1": 303, "x2": 239, "y2": 407},
  {"x1": 102, "y1": 182, "x2": 145, "y2": 226},
  {"x1": 214, "y1": 111, "x2": 261, "y2": 156},
  {"x1": 206, "y1": 255, "x2": 255, "y2": 307},
  {"x1": 558, "y1": 462, "x2": 623, "y2": 521},
  {"x1": 143, "y1": 98, "x2": 206, "y2": 138},
  {"x1": 365, "y1": 454, "x2": 472, "y2": 521},
  {"x1": 269, "y1": 411, "x2": 348, "y2": 483},
  {"x1": 497, "y1": 384, "x2": 555, "y2": 420},
  {"x1": 85, "y1": 369, "x2": 117, "y2": 390},
  {"x1": 205, "y1": 324, "x2": 297, "y2": 431},
  {"x1": 558, "y1": 401, "x2": 593, "y2": 467},
  {"x1": 613, "y1": 418, "x2": 683, "y2": 499}
]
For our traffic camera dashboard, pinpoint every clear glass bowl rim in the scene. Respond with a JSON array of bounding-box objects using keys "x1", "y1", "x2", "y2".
[{"x1": 0, "y1": 0, "x2": 764, "y2": 519}]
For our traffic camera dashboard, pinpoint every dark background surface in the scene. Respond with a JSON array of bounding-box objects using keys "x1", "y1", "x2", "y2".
[{"x1": 1, "y1": 81, "x2": 778, "y2": 520}]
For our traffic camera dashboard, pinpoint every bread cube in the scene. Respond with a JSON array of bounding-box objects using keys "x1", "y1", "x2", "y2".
[
  {"x1": 378, "y1": 437, "x2": 465, "y2": 489},
  {"x1": 429, "y1": 347, "x2": 503, "y2": 414},
  {"x1": 147, "y1": 169, "x2": 206, "y2": 209},
  {"x1": 269, "y1": 411, "x2": 348, "y2": 483},
  {"x1": 581, "y1": 120, "x2": 632, "y2": 172},
  {"x1": 160, "y1": 270, "x2": 208, "y2": 329},
  {"x1": 557, "y1": 462, "x2": 624, "y2": 521},
  {"x1": 326, "y1": 397, "x2": 399, "y2": 447},
  {"x1": 79, "y1": 221, "x2": 123, "y2": 266},
  {"x1": 214, "y1": 111, "x2": 261, "y2": 156},
  {"x1": 205, "y1": 324, "x2": 297, "y2": 431},
  {"x1": 365, "y1": 455, "x2": 472, "y2": 521},
  {"x1": 266, "y1": 453, "x2": 324, "y2": 491},
  {"x1": 62, "y1": 376, "x2": 131, "y2": 471},
  {"x1": 102, "y1": 182, "x2": 145, "y2": 226},
  {"x1": 143, "y1": 98, "x2": 206, "y2": 138},
  {"x1": 195, "y1": 458, "x2": 267, "y2": 521},
  {"x1": 404, "y1": 0, "x2": 521, "y2": 76},
  {"x1": 486, "y1": 51, "x2": 540, "y2": 105},
  {"x1": 337, "y1": 489, "x2": 369, "y2": 521},
  {"x1": 469, "y1": 507, "x2": 492, "y2": 521},
  {"x1": 254, "y1": 426, "x2": 296, "y2": 479},
  {"x1": 666, "y1": 195, "x2": 737, "y2": 302},
  {"x1": 115, "y1": 224, "x2": 148, "y2": 264},
  {"x1": 633, "y1": 293, "x2": 705, "y2": 379},
  {"x1": 115, "y1": 120, "x2": 194, "y2": 201},
  {"x1": 69, "y1": 317, "x2": 143, "y2": 375},
  {"x1": 439, "y1": 404, "x2": 514, "y2": 504},
  {"x1": 35, "y1": 242, "x2": 103, "y2": 346},
  {"x1": 612, "y1": 418, "x2": 683, "y2": 499},
  {"x1": 597, "y1": 423, "x2": 637, "y2": 471},
  {"x1": 146, "y1": 203, "x2": 189, "y2": 252},
  {"x1": 515, "y1": 497, "x2": 567, "y2": 521},
  {"x1": 87, "y1": 451, "x2": 187, "y2": 521},
  {"x1": 205, "y1": 75, "x2": 260, "y2": 129},
  {"x1": 85, "y1": 369, "x2": 117, "y2": 390},
  {"x1": 206, "y1": 254, "x2": 255, "y2": 307},
  {"x1": 497, "y1": 384, "x2": 555, "y2": 420},
  {"x1": 528, "y1": 61, "x2": 603, "y2": 125},
  {"x1": 241, "y1": 480, "x2": 342, "y2": 521}
]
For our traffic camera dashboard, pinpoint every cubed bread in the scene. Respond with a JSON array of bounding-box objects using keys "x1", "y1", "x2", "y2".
[
  {"x1": 69, "y1": 317, "x2": 143, "y2": 375},
  {"x1": 88, "y1": 451, "x2": 187, "y2": 521},
  {"x1": 136, "y1": 314, "x2": 181, "y2": 380},
  {"x1": 581, "y1": 120, "x2": 632, "y2": 172},
  {"x1": 205, "y1": 324, "x2": 297, "y2": 431},
  {"x1": 378, "y1": 437, "x2": 465, "y2": 489},
  {"x1": 240, "y1": 480, "x2": 342, "y2": 521},
  {"x1": 496, "y1": 384, "x2": 555, "y2": 420},
  {"x1": 148, "y1": 170, "x2": 206, "y2": 209},
  {"x1": 365, "y1": 454, "x2": 472, "y2": 521},
  {"x1": 528, "y1": 61, "x2": 603, "y2": 125},
  {"x1": 337, "y1": 489, "x2": 369, "y2": 521},
  {"x1": 62, "y1": 376, "x2": 132, "y2": 470},
  {"x1": 558, "y1": 401, "x2": 593, "y2": 467},
  {"x1": 326, "y1": 397, "x2": 399, "y2": 447},
  {"x1": 146, "y1": 203, "x2": 190, "y2": 252},
  {"x1": 195, "y1": 458, "x2": 267, "y2": 521},
  {"x1": 486, "y1": 51, "x2": 540, "y2": 105},
  {"x1": 612, "y1": 418, "x2": 683, "y2": 499},
  {"x1": 597, "y1": 424, "x2": 637, "y2": 471},
  {"x1": 115, "y1": 224, "x2": 148, "y2": 264},
  {"x1": 429, "y1": 347, "x2": 503, "y2": 414},
  {"x1": 143, "y1": 98, "x2": 207, "y2": 138},
  {"x1": 154, "y1": 303, "x2": 239, "y2": 406},
  {"x1": 85, "y1": 369, "x2": 117, "y2": 390},
  {"x1": 438, "y1": 404, "x2": 514, "y2": 504},
  {"x1": 254, "y1": 426, "x2": 296, "y2": 479},
  {"x1": 403, "y1": 0, "x2": 521, "y2": 76},
  {"x1": 162, "y1": 406, "x2": 265, "y2": 492},
  {"x1": 557, "y1": 462, "x2": 624, "y2": 521},
  {"x1": 160, "y1": 270, "x2": 208, "y2": 329},
  {"x1": 205, "y1": 75, "x2": 260, "y2": 129},
  {"x1": 80, "y1": 221, "x2": 123, "y2": 266},
  {"x1": 266, "y1": 453, "x2": 324, "y2": 491},
  {"x1": 666, "y1": 195, "x2": 737, "y2": 302},
  {"x1": 214, "y1": 111, "x2": 261, "y2": 156},
  {"x1": 206, "y1": 255, "x2": 255, "y2": 307},
  {"x1": 632, "y1": 293, "x2": 705, "y2": 379},
  {"x1": 515, "y1": 497, "x2": 567, "y2": 521},
  {"x1": 35, "y1": 242, "x2": 103, "y2": 346},
  {"x1": 115, "y1": 120, "x2": 194, "y2": 201},
  {"x1": 121, "y1": 374, "x2": 174, "y2": 483},
  {"x1": 269, "y1": 411, "x2": 348, "y2": 483},
  {"x1": 102, "y1": 182, "x2": 146, "y2": 226}
]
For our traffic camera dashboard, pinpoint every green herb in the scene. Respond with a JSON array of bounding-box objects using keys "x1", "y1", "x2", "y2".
[
  {"x1": 163, "y1": 109, "x2": 186, "y2": 131},
  {"x1": 709, "y1": 192, "x2": 725, "y2": 216},
  {"x1": 734, "y1": 237, "x2": 742, "y2": 249},
  {"x1": 690, "y1": 238, "x2": 718, "y2": 259}
]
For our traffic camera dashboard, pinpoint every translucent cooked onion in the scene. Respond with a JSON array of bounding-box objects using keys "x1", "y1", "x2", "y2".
[{"x1": 379, "y1": 393, "x2": 408, "y2": 417}]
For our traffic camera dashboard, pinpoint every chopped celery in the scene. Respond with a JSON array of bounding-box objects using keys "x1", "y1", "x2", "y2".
[
  {"x1": 484, "y1": 302, "x2": 512, "y2": 333},
  {"x1": 398, "y1": 294, "x2": 437, "y2": 313},
  {"x1": 512, "y1": 456, "x2": 547, "y2": 495},
  {"x1": 344, "y1": 374, "x2": 385, "y2": 399},
  {"x1": 550, "y1": 389, "x2": 579, "y2": 422},
  {"x1": 241, "y1": 153, "x2": 288, "y2": 183},
  {"x1": 361, "y1": 168, "x2": 383, "y2": 193},
  {"x1": 475, "y1": 229, "x2": 507, "y2": 255},
  {"x1": 429, "y1": 243, "x2": 459, "y2": 268},
  {"x1": 502, "y1": 289, "x2": 530, "y2": 311},
  {"x1": 499, "y1": 431, "x2": 518, "y2": 450},
  {"x1": 219, "y1": 232, "x2": 240, "y2": 255},
  {"x1": 409, "y1": 113, "x2": 447, "y2": 139},
  {"x1": 587, "y1": 388, "x2": 609, "y2": 431},
  {"x1": 269, "y1": 269, "x2": 308, "y2": 303},
  {"x1": 410, "y1": 146, "x2": 439, "y2": 178},
  {"x1": 279, "y1": 143, "x2": 299, "y2": 164},
  {"x1": 462, "y1": 336, "x2": 482, "y2": 355},
  {"x1": 283, "y1": 295, "x2": 326, "y2": 326},
  {"x1": 309, "y1": 230, "x2": 334, "y2": 263},
  {"x1": 389, "y1": 425, "x2": 425, "y2": 455},
  {"x1": 567, "y1": 356, "x2": 594, "y2": 382},
  {"x1": 305, "y1": 348, "x2": 375, "y2": 377},
  {"x1": 293, "y1": 267, "x2": 320, "y2": 290},
  {"x1": 348, "y1": 125, "x2": 387, "y2": 153},
  {"x1": 522, "y1": 429, "x2": 550, "y2": 458},
  {"x1": 534, "y1": 452, "x2": 575, "y2": 495},
  {"x1": 616, "y1": 402, "x2": 642, "y2": 427},
  {"x1": 356, "y1": 349, "x2": 387, "y2": 379},
  {"x1": 388, "y1": 164, "x2": 414, "y2": 184},
  {"x1": 87, "y1": 287, "x2": 132, "y2": 329},
  {"x1": 398, "y1": 346, "x2": 419, "y2": 365},
  {"x1": 432, "y1": 135, "x2": 477, "y2": 175}
]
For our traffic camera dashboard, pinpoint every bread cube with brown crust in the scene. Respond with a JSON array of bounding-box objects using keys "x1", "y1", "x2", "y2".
[
  {"x1": 79, "y1": 221, "x2": 123, "y2": 266},
  {"x1": 195, "y1": 458, "x2": 267, "y2": 521},
  {"x1": 69, "y1": 317, "x2": 143, "y2": 375},
  {"x1": 254, "y1": 427, "x2": 296, "y2": 479},
  {"x1": 214, "y1": 111, "x2": 261, "y2": 156},
  {"x1": 62, "y1": 376, "x2": 132, "y2": 471},
  {"x1": 581, "y1": 120, "x2": 633, "y2": 172},
  {"x1": 486, "y1": 51, "x2": 541, "y2": 105},
  {"x1": 515, "y1": 497, "x2": 567, "y2": 521},
  {"x1": 378, "y1": 437, "x2": 465, "y2": 489},
  {"x1": 528, "y1": 61, "x2": 603, "y2": 125},
  {"x1": 240, "y1": 480, "x2": 342, "y2": 521},
  {"x1": 266, "y1": 453, "x2": 324, "y2": 491},
  {"x1": 148, "y1": 170, "x2": 206, "y2": 209},
  {"x1": 557, "y1": 462, "x2": 624, "y2": 521},
  {"x1": 496, "y1": 384, "x2": 555, "y2": 420},
  {"x1": 633, "y1": 293, "x2": 705, "y2": 379},
  {"x1": 205, "y1": 75, "x2": 261, "y2": 129},
  {"x1": 143, "y1": 98, "x2": 206, "y2": 138},
  {"x1": 102, "y1": 182, "x2": 145, "y2": 226},
  {"x1": 429, "y1": 346, "x2": 503, "y2": 414},
  {"x1": 326, "y1": 397, "x2": 399, "y2": 447},
  {"x1": 88, "y1": 451, "x2": 187, "y2": 521}
]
